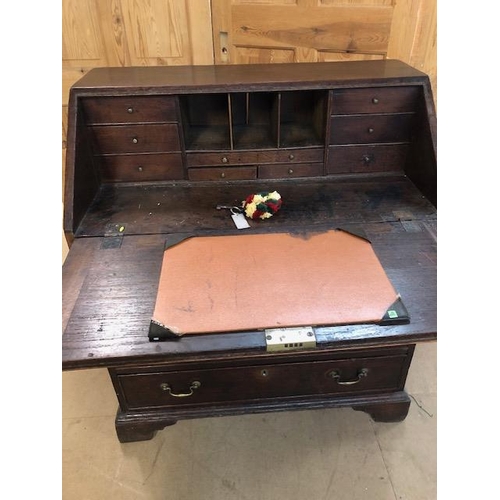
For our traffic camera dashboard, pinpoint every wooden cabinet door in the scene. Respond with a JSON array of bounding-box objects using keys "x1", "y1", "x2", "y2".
[
  {"x1": 211, "y1": 0, "x2": 392, "y2": 64},
  {"x1": 211, "y1": 0, "x2": 436, "y2": 99},
  {"x1": 62, "y1": 0, "x2": 213, "y2": 146}
]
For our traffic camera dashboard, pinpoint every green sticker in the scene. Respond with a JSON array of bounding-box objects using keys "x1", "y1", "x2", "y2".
[{"x1": 387, "y1": 310, "x2": 398, "y2": 318}]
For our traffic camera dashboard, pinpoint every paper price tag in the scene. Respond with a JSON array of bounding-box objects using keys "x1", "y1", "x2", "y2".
[{"x1": 231, "y1": 212, "x2": 251, "y2": 229}]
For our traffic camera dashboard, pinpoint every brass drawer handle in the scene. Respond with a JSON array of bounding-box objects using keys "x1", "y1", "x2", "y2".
[
  {"x1": 127, "y1": 107, "x2": 134, "y2": 114},
  {"x1": 372, "y1": 97, "x2": 379, "y2": 104},
  {"x1": 221, "y1": 156, "x2": 228, "y2": 163},
  {"x1": 362, "y1": 155, "x2": 373, "y2": 164},
  {"x1": 132, "y1": 137, "x2": 138, "y2": 144},
  {"x1": 328, "y1": 368, "x2": 368, "y2": 385},
  {"x1": 367, "y1": 127, "x2": 374, "y2": 134},
  {"x1": 160, "y1": 380, "x2": 201, "y2": 397},
  {"x1": 288, "y1": 154, "x2": 295, "y2": 160}
]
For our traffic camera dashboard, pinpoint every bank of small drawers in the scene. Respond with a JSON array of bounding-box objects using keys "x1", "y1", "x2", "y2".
[
  {"x1": 186, "y1": 147, "x2": 324, "y2": 181},
  {"x1": 114, "y1": 347, "x2": 411, "y2": 411},
  {"x1": 82, "y1": 96, "x2": 185, "y2": 182},
  {"x1": 327, "y1": 86, "x2": 419, "y2": 174}
]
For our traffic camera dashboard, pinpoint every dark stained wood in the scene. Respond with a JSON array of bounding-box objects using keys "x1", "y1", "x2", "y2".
[
  {"x1": 62, "y1": 215, "x2": 436, "y2": 370},
  {"x1": 352, "y1": 393, "x2": 411, "y2": 422},
  {"x1": 82, "y1": 96, "x2": 178, "y2": 124},
  {"x1": 329, "y1": 114, "x2": 415, "y2": 145},
  {"x1": 186, "y1": 148, "x2": 323, "y2": 167},
  {"x1": 115, "y1": 409, "x2": 177, "y2": 443},
  {"x1": 72, "y1": 175, "x2": 436, "y2": 238},
  {"x1": 258, "y1": 163, "x2": 323, "y2": 179},
  {"x1": 326, "y1": 144, "x2": 407, "y2": 174},
  {"x1": 63, "y1": 60, "x2": 437, "y2": 441},
  {"x1": 98, "y1": 153, "x2": 185, "y2": 182},
  {"x1": 331, "y1": 86, "x2": 421, "y2": 115},
  {"x1": 71, "y1": 60, "x2": 429, "y2": 95},
  {"x1": 89, "y1": 124, "x2": 181, "y2": 154},
  {"x1": 113, "y1": 391, "x2": 412, "y2": 442}
]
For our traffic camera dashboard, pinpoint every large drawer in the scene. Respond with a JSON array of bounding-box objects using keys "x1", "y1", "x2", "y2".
[
  {"x1": 186, "y1": 148, "x2": 323, "y2": 167},
  {"x1": 116, "y1": 353, "x2": 410, "y2": 410},
  {"x1": 329, "y1": 114, "x2": 414, "y2": 145},
  {"x1": 98, "y1": 153, "x2": 185, "y2": 182},
  {"x1": 331, "y1": 86, "x2": 420, "y2": 115},
  {"x1": 90, "y1": 124, "x2": 181, "y2": 154},
  {"x1": 82, "y1": 96, "x2": 178, "y2": 124},
  {"x1": 326, "y1": 144, "x2": 408, "y2": 174}
]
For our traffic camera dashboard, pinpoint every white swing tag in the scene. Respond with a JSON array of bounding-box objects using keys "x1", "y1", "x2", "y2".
[{"x1": 231, "y1": 211, "x2": 251, "y2": 229}]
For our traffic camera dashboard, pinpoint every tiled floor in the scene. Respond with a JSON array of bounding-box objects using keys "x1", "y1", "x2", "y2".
[{"x1": 62, "y1": 341, "x2": 436, "y2": 499}]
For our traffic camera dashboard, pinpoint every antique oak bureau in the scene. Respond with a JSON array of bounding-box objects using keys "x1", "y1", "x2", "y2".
[{"x1": 62, "y1": 60, "x2": 437, "y2": 443}]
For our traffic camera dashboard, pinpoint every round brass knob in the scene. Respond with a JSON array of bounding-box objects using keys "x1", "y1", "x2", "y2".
[
  {"x1": 221, "y1": 172, "x2": 226, "y2": 178},
  {"x1": 372, "y1": 98, "x2": 379, "y2": 104},
  {"x1": 289, "y1": 154, "x2": 295, "y2": 160},
  {"x1": 137, "y1": 166, "x2": 143, "y2": 172},
  {"x1": 127, "y1": 107, "x2": 134, "y2": 113},
  {"x1": 221, "y1": 157, "x2": 228, "y2": 163},
  {"x1": 367, "y1": 128, "x2": 374, "y2": 134},
  {"x1": 362, "y1": 155, "x2": 371, "y2": 164},
  {"x1": 132, "y1": 137, "x2": 138, "y2": 144},
  {"x1": 288, "y1": 168, "x2": 294, "y2": 174}
]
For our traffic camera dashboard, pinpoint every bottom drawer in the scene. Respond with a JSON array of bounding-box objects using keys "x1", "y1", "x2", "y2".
[
  {"x1": 98, "y1": 153, "x2": 184, "y2": 182},
  {"x1": 117, "y1": 353, "x2": 410, "y2": 410},
  {"x1": 326, "y1": 145, "x2": 408, "y2": 174},
  {"x1": 188, "y1": 166, "x2": 257, "y2": 181}
]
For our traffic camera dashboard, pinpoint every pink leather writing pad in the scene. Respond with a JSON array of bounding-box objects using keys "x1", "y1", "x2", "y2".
[{"x1": 151, "y1": 230, "x2": 399, "y2": 336}]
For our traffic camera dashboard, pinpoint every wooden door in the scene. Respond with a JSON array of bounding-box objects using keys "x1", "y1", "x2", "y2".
[
  {"x1": 62, "y1": 0, "x2": 213, "y2": 147},
  {"x1": 211, "y1": 0, "x2": 436, "y2": 97}
]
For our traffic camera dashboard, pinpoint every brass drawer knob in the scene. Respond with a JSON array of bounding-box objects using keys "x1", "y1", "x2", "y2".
[
  {"x1": 132, "y1": 137, "x2": 138, "y2": 144},
  {"x1": 221, "y1": 157, "x2": 228, "y2": 163},
  {"x1": 362, "y1": 155, "x2": 373, "y2": 164},
  {"x1": 367, "y1": 127, "x2": 374, "y2": 134},
  {"x1": 288, "y1": 154, "x2": 295, "y2": 160},
  {"x1": 372, "y1": 97, "x2": 379, "y2": 104},
  {"x1": 328, "y1": 368, "x2": 368, "y2": 385},
  {"x1": 288, "y1": 168, "x2": 294, "y2": 174},
  {"x1": 127, "y1": 107, "x2": 134, "y2": 113},
  {"x1": 221, "y1": 172, "x2": 226, "y2": 178},
  {"x1": 137, "y1": 166, "x2": 143, "y2": 172},
  {"x1": 160, "y1": 380, "x2": 201, "y2": 398}
]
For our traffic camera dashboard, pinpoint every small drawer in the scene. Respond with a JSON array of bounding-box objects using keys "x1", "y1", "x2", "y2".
[
  {"x1": 116, "y1": 354, "x2": 409, "y2": 410},
  {"x1": 188, "y1": 166, "x2": 257, "y2": 181},
  {"x1": 326, "y1": 145, "x2": 408, "y2": 174},
  {"x1": 98, "y1": 153, "x2": 185, "y2": 182},
  {"x1": 331, "y1": 86, "x2": 420, "y2": 115},
  {"x1": 258, "y1": 163, "x2": 323, "y2": 179},
  {"x1": 90, "y1": 124, "x2": 181, "y2": 154},
  {"x1": 186, "y1": 148, "x2": 323, "y2": 167},
  {"x1": 82, "y1": 96, "x2": 178, "y2": 124},
  {"x1": 329, "y1": 114, "x2": 414, "y2": 145}
]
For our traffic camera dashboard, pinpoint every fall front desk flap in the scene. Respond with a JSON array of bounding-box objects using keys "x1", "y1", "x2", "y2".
[{"x1": 149, "y1": 229, "x2": 409, "y2": 341}]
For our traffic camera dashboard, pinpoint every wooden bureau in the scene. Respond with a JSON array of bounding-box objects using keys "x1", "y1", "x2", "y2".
[{"x1": 62, "y1": 60, "x2": 437, "y2": 443}]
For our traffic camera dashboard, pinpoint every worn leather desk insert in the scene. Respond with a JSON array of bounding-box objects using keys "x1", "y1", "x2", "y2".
[{"x1": 151, "y1": 229, "x2": 401, "y2": 336}]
